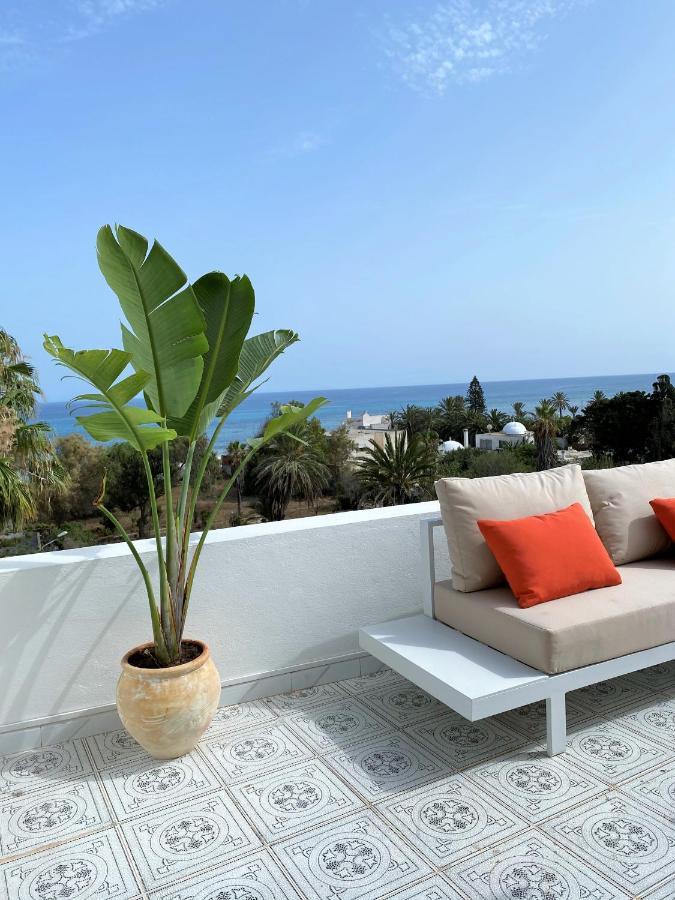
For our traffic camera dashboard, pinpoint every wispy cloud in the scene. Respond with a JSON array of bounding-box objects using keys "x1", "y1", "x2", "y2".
[
  {"x1": 384, "y1": 0, "x2": 591, "y2": 95},
  {"x1": 271, "y1": 130, "x2": 327, "y2": 159},
  {"x1": 0, "y1": 0, "x2": 167, "y2": 68},
  {"x1": 67, "y1": 0, "x2": 166, "y2": 40}
]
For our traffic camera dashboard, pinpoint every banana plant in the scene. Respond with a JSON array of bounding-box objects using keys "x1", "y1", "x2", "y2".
[{"x1": 45, "y1": 225, "x2": 326, "y2": 666}]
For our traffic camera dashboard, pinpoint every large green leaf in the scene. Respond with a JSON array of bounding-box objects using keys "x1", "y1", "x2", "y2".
[
  {"x1": 248, "y1": 398, "x2": 328, "y2": 449},
  {"x1": 43, "y1": 336, "x2": 176, "y2": 451},
  {"x1": 168, "y1": 273, "x2": 255, "y2": 438},
  {"x1": 96, "y1": 225, "x2": 208, "y2": 420},
  {"x1": 218, "y1": 330, "x2": 300, "y2": 418}
]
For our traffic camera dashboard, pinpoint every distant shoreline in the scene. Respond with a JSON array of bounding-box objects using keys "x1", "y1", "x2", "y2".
[{"x1": 38, "y1": 371, "x2": 674, "y2": 452}]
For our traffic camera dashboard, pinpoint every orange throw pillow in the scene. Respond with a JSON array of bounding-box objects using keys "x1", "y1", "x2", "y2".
[
  {"x1": 650, "y1": 497, "x2": 675, "y2": 541},
  {"x1": 477, "y1": 502, "x2": 622, "y2": 609}
]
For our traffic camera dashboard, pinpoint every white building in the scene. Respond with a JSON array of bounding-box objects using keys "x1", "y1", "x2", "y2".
[
  {"x1": 343, "y1": 410, "x2": 398, "y2": 451},
  {"x1": 475, "y1": 420, "x2": 534, "y2": 450}
]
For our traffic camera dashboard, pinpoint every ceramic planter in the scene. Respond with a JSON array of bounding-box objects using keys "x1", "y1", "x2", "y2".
[{"x1": 116, "y1": 639, "x2": 220, "y2": 759}]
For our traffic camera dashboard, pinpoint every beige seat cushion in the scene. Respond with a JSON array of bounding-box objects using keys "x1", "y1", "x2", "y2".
[
  {"x1": 583, "y1": 459, "x2": 675, "y2": 565},
  {"x1": 435, "y1": 464, "x2": 594, "y2": 592},
  {"x1": 434, "y1": 556, "x2": 675, "y2": 673}
]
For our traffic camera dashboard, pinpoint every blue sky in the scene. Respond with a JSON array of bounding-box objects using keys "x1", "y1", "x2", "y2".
[{"x1": 2, "y1": 0, "x2": 675, "y2": 400}]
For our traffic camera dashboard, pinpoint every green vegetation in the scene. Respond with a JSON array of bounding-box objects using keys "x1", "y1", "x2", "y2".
[
  {"x1": 356, "y1": 432, "x2": 437, "y2": 506},
  {"x1": 44, "y1": 224, "x2": 325, "y2": 666},
  {"x1": 3, "y1": 358, "x2": 674, "y2": 564},
  {"x1": 570, "y1": 375, "x2": 675, "y2": 464},
  {"x1": 0, "y1": 330, "x2": 65, "y2": 529}
]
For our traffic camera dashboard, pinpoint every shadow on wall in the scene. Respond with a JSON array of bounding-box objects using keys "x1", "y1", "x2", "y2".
[{"x1": 1, "y1": 559, "x2": 148, "y2": 726}]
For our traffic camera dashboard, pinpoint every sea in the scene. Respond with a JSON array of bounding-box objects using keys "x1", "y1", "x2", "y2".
[{"x1": 37, "y1": 372, "x2": 673, "y2": 454}]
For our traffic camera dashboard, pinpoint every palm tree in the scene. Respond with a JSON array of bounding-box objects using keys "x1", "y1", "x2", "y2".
[
  {"x1": 486, "y1": 408, "x2": 508, "y2": 432},
  {"x1": 591, "y1": 390, "x2": 607, "y2": 404},
  {"x1": 532, "y1": 399, "x2": 559, "y2": 471},
  {"x1": 253, "y1": 428, "x2": 330, "y2": 521},
  {"x1": 224, "y1": 440, "x2": 248, "y2": 521},
  {"x1": 436, "y1": 395, "x2": 465, "y2": 441},
  {"x1": 356, "y1": 432, "x2": 437, "y2": 507},
  {"x1": 0, "y1": 329, "x2": 65, "y2": 529},
  {"x1": 568, "y1": 404, "x2": 579, "y2": 418},
  {"x1": 551, "y1": 391, "x2": 570, "y2": 419},
  {"x1": 511, "y1": 401, "x2": 528, "y2": 422},
  {"x1": 396, "y1": 404, "x2": 439, "y2": 440}
]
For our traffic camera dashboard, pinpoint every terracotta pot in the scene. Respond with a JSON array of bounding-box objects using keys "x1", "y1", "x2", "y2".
[{"x1": 117, "y1": 639, "x2": 220, "y2": 759}]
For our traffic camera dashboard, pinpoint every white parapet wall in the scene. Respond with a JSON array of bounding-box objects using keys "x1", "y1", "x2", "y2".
[{"x1": 0, "y1": 502, "x2": 450, "y2": 744}]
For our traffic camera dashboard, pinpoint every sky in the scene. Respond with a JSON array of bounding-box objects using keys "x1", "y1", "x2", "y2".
[{"x1": 2, "y1": 0, "x2": 675, "y2": 400}]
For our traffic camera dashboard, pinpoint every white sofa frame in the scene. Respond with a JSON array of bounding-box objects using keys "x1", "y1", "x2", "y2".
[{"x1": 359, "y1": 515, "x2": 675, "y2": 755}]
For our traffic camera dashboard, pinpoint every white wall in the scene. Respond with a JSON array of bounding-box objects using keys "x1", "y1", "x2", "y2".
[{"x1": 0, "y1": 503, "x2": 450, "y2": 731}]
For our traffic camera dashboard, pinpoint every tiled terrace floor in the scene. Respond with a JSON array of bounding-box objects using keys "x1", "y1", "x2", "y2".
[{"x1": 1, "y1": 663, "x2": 675, "y2": 900}]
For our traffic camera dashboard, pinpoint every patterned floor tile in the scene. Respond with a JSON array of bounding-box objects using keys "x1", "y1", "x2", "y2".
[
  {"x1": 622, "y1": 760, "x2": 675, "y2": 821},
  {"x1": 122, "y1": 790, "x2": 261, "y2": 890},
  {"x1": 146, "y1": 848, "x2": 300, "y2": 899},
  {"x1": 541, "y1": 794, "x2": 675, "y2": 895},
  {"x1": 0, "y1": 742, "x2": 92, "y2": 799},
  {"x1": 85, "y1": 729, "x2": 148, "y2": 771},
  {"x1": 614, "y1": 697, "x2": 675, "y2": 751},
  {"x1": 625, "y1": 661, "x2": 675, "y2": 693},
  {"x1": 495, "y1": 696, "x2": 591, "y2": 740},
  {"x1": 0, "y1": 827, "x2": 140, "y2": 899},
  {"x1": 359, "y1": 684, "x2": 448, "y2": 727},
  {"x1": 405, "y1": 711, "x2": 526, "y2": 769},
  {"x1": 570, "y1": 674, "x2": 654, "y2": 716},
  {"x1": 203, "y1": 700, "x2": 278, "y2": 738},
  {"x1": 444, "y1": 830, "x2": 632, "y2": 899},
  {"x1": 326, "y1": 733, "x2": 453, "y2": 802},
  {"x1": 229, "y1": 759, "x2": 364, "y2": 841},
  {"x1": 272, "y1": 810, "x2": 432, "y2": 900},
  {"x1": 378, "y1": 774, "x2": 527, "y2": 866},
  {"x1": 340, "y1": 667, "x2": 408, "y2": 696},
  {"x1": 464, "y1": 750, "x2": 609, "y2": 823},
  {"x1": 388, "y1": 876, "x2": 464, "y2": 899},
  {"x1": 0, "y1": 779, "x2": 110, "y2": 858},
  {"x1": 558, "y1": 719, "x2": 670, "y2": 784},
  {"x1": 99, "y1": 753, "x2": 220, "y2": 820},
  {"x1": 264, "y1": 682, "x2": 349, "y2": 715},
  {"x1": 286, "y1": 698, "x2": 391, "y2": 753},
  {"x1": 199, "y1": 722, "x2": 314, "y2": 784}
]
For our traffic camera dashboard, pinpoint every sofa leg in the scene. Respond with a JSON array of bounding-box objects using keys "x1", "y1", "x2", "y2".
[{"x1": 546, "y1": 694, "x2": 566, "y2": 756}]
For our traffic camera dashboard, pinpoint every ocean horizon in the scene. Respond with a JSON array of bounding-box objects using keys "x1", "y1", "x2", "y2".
[{"x1": 38, "y1": 371, "x2": 673, "y2": 453}]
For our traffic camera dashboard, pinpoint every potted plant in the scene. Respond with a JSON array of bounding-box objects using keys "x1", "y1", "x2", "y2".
[{"x1": 45, "y1": 224, "x2": 325, "y2": 759}]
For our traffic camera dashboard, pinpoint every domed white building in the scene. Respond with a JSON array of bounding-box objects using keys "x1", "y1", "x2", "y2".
[
  {"x1": 475, "y1": 419, "x2": 533, "y2": 451},
  {"x1": 439, "y1": 439, "x2": 464, "y2": 454},
  {"x1": 502, "y1": 421, "x2": 528, "y2": 436}
]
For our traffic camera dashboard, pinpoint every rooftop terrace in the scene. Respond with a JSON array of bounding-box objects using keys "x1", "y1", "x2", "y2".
[{"x1": 1, "y1": 661, "x2": 674, "y2": 899}]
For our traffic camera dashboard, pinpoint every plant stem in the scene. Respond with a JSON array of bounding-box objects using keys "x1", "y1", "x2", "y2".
[
  {"x1": 142, "y1": 451, "x2": 175, "y2": 658},
  {"x1": 182, "y1": 445, "x2": 258, "y2": 626},
  {"x1": 97, "y1": 502, "x2": 170, "y2": 665},
  {"x1": 184, "y1": 416, "x2": 227, "y2": 551}
]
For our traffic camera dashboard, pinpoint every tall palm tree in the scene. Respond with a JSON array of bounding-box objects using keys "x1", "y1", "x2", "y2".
[
  {"x1": 436, "y1": 395, "x2": 465, "y2": 441},
  {"x1": 356, "y1": 432, "x2": 437, "y2": 507},
  {"x1": 224, "y1": 440, "x2": 248, "y2": 521},
  {"x1": 551, "y1": 391, "x2": 570, "y2": 419},
  {"x1": 0, "y1": 329, "x2": 65, "y2": 529},
  {"x1": 532, "y1": 399, "x2": 559, "y2": 471},
  {"x1": 486, "y1": 408, "x2": 508, "y2": 432},
  {"x1": 396, "y1": 404, "x2": 439, "y2": 440},
  {"x1": 511, "y1": 401, "x2": 528, "y2": 422},
  {"x1": 253, "y1": 429, "x2": 330, "y2": 521}
]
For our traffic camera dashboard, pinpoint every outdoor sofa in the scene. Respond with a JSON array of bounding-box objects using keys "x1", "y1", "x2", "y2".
[{"x1": 360, "y1": 459, "x2": 675, "y2": 755}]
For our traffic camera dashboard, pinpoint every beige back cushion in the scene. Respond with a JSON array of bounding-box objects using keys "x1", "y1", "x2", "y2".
[
  {"x1": 435, "y1": 464, "x2": 594, "y2": 592},
  {"x1": 582, "y1": 459, "x2": 675, "y2": 565}
]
